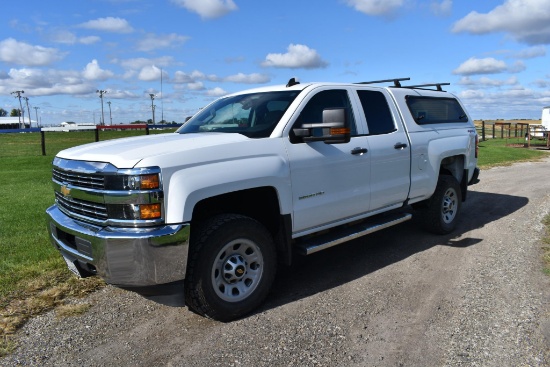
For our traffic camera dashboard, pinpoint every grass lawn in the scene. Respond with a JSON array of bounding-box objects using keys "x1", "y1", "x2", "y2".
[{"x1": 0, "y1": 130, "x2": 549, "y2": 355}]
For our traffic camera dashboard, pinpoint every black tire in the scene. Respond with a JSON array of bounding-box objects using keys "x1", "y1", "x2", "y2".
[
  {"x1": 184, "y1": 214, "x2": 277, "y2": 322},
  {"x1": 417, "y1": 175, "x2": 462, "y2": 235}
]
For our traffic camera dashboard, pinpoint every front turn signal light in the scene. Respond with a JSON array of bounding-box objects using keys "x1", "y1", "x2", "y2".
[
  {"x1": 140, "y1": 203, "x2": 161, "y2": 219},
  {"x1": 140, "y1": 174, "x2": 160, "y2": 189}
]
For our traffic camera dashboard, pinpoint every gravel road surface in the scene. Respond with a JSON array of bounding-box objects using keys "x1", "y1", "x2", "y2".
[{"x1": 3, "y1": 157, "x2": 550, "y2": 367}]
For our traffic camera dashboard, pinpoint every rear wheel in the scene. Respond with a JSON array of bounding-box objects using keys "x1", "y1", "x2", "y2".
[
  {"x1": 184, "y1": 214, "x2": 276, "y2": 321},
  {"x1": 417, "y1": 175, "x2": 462, "y2": 234}
]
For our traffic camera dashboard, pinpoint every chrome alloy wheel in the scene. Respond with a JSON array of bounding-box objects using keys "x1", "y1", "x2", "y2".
[
  {"x1": 441, "y1": 187, "x2": 458, "y2": 224},
  {"x1": 211, "y1": 238, "x2": 264, "y2": 302}
]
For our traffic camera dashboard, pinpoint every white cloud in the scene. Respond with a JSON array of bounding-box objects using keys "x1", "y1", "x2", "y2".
[
  {"x1": 345, "y1": 0, "x2": 404, "y2": 16},
  {"x1": 0, "y1": 38, "x2": 64, "y2": 66},
  {"x1": 430, "y1": 0, "x2": 452, "y2": 17},
  {"x1": 0, "y1": 68, "x2": 95, "y2": 96},
  {"x1": 172, "y1": 70, "x2": 220, "y2": 83},
  {"x1": 78, "y1": 17, "x2": 134, "y2": 33},
  {"x1": 173, "y1": 71, "x2": 193, "y2": 83},
  {"x1": 49, "y1": 31, "x2": 101, "y2": 45},
  {"x1": 457, "y1": 76, "x2": 519, "y2": 87},
  {"x1": 80, "y1": 36, "x2": 101, "y2": 45},
  {"x1": 206, "y1": 87, "x2": 227, "y2": 96},
  {"x1": 224, "y1": 73, "x2": 270, "y2": 84},
  {"x1": 512, "y1": 45, "x2": 546, "y2": 59},
  {"x1": 82, "y1": 59, "x2": 115, "y2": 81},
  {"x1": 452, "y1": 0, "x2": 550, "y2": 45},
  {"x1": 136, "y1": 33, "x2": 190, "y2": 52},
  {"x1": 453, "y1": 57, "x2": 508, "y2": 75},
  {"x1": 50, "y1": 30, "x2": 78, "y2": 44},
  {"x1": 188, "y1": 82, "x2": 205, "y2": 90},
  {"x1": 171, "y1": 0, "x2": 237, "y2": 19},
  {"x1": 138, "y1": 65, "x2": 162, "y2": 81},
  {"x1": 262, "y1": 44, "x2": 328, "y2": 69},
  {"x1": 102, "y1": 89, "x2": 140, "y2": 99},
  {"x1": 114, "y1": 57, "x2": 175, "y2": 70}
]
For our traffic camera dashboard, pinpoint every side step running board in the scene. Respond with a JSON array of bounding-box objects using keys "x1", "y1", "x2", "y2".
[{"x1": 295, "y1": 212, "x2": 412, "y2": 255}]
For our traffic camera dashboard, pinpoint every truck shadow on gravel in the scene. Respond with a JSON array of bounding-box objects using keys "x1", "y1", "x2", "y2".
[{"x1": 260, "y1": 190, "x2": 528, "y2": 314}]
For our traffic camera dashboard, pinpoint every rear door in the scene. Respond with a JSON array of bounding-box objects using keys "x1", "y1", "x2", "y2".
[{"x1": 354, "y1": 88, "x2": 411, "y2": 210}]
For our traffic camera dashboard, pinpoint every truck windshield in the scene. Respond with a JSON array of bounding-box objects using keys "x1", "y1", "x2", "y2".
[{"x1": 177, "y1": 91, "x2": 300, "y2": 138}]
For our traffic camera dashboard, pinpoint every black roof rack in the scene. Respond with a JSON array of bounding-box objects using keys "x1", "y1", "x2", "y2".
[
  {"x1": 403, "y1": 83, "x2": 450, "y2": 92},
  {"x1": 355, "y1": 78, "x2": 450, "y2": 92},
  {"x1": 355, "y1": 77, "x2": 410, "y2": 87}
]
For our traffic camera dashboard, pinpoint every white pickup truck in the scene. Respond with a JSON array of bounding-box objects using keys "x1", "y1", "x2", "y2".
[{"x1": 46, "y1": 77, "x2": 480, "y2": 321}]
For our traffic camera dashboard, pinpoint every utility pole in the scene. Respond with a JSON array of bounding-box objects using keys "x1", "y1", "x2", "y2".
[
  {"x1": 24, "y1": 97, "x2": 31, "y2": 127},
  {"x1": 10, "y1": 90, "x2": 24, "y2": 128},
  {"x1": 34, "y1": 107, "x2": 40, "y2": 127},
  {"x1": 96, "y1": 90, "x2": 107, "y2": 125},
  {"x1": 160, "y1": 69, "x2": 164, "y2": 123},
  {"x1": 107, "y1": 101, "x2": 113, "y2": 125},
  {"x1": 149, "y1": 93, "x2": 156, "y2": 124}
]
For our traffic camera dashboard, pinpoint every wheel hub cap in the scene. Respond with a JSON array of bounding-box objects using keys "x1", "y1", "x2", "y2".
[
  {"x1": 222, "y1": 255, "x2": 247, "y2": 284},
  {"x1": 212, "y1": 239, "x2": 264, "y2": 303}
]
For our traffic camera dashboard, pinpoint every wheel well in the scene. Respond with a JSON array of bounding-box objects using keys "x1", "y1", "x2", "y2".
[
  {"x1": 440, "y1": 155, "x2": 464, "y2": 182},
  {"x1": 191, "y1": 187, "x2": 292, "y2": 265},
  {"x1": 192, "y1": 187, "x2": 281, "y2": 238},
  {"x1": 439, "y1": 155, "x2": 467, "y2": 201}
]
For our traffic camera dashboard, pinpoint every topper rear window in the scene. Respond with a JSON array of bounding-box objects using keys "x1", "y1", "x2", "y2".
[{"x1": 406, "y1": 96, "x2": 468, "y2": 124}]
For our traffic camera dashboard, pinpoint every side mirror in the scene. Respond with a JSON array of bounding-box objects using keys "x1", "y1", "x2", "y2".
[{"x1": 293, "y1": 108, "x2": 350, "y2": 144}]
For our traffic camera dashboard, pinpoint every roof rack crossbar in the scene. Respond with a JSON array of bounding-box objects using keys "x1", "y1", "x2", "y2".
[
  {"x1": 404, "y1": 83, "x2": 450, "y2": 92},
  {"x1": 355, "y1": 77, "x2": 410, "y2": 87}
]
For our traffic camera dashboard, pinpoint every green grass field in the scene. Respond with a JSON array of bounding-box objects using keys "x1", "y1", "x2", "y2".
[{"x1": 0, "y1": 129, "x2": 549, "y2": 355}]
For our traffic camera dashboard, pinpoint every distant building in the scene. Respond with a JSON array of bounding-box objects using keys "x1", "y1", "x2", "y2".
[
  {"x1": 60, "y1": 121, "x2": 96, "y2": 127},
  {"x1": 0, "y1": 117, "x2": 33, "y2": 129}
]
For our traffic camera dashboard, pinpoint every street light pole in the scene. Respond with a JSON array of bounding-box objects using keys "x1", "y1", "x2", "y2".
[
  {"x1": 149, "y1": 93, "x2": 156, "y2": 124},
  {"x1": 96, "y1": 90, "x2": 107, "y2": 125},
  {"x1": 107, "y1": 101, "x2": 113, "y2": 125},
  {"x1": 34, "y1": 107, "x2": 40, "y2": 127},
  {"x1": 10, "y1": 90, "x2": 24, "y2": 128}
]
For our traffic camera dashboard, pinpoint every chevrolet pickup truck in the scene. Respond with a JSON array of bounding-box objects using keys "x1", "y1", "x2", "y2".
[{"x1": 46, "y1": 77, "x2": 480, "y2": 321}]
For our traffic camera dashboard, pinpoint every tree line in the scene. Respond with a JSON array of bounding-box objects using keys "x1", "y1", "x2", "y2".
[{"x1": 0, "y1": 108, "x2": 22, "y2": 117}]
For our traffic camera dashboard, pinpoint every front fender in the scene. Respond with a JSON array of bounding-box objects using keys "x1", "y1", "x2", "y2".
[{"x1": 164, "y1": 154, "x2": 292, "y2": 223}]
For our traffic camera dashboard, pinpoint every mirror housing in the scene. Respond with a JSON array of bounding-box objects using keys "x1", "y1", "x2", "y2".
[{"x1": 293, "y1": 108, "x2": 350, "y2": 144}]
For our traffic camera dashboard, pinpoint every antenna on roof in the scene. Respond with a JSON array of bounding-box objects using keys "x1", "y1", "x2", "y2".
[{"x1": 286, "y1": 78, "x2": 300, "y2": 87}]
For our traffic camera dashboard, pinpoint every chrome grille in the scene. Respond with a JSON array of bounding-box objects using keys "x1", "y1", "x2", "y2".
[
  {"x1": 53, "y1": 167, "x2": 105, "y2": 189},
  {"x1": 55, "y1": 192, "x2": 108, "y2": 221}
]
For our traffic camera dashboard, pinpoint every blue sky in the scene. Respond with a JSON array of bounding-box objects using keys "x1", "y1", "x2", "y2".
[{"x1": 0, "y1": 0, "x2": 549, "y2": 125}]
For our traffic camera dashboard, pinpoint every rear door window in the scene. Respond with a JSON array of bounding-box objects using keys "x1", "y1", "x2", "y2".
[{"x1": 357, "y1": 90, "x2": 396, "y2": 135}]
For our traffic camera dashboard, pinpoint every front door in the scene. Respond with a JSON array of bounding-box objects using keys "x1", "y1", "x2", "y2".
[{"x1": 285, "y1": 88, "x2": 371, "y2": 234}]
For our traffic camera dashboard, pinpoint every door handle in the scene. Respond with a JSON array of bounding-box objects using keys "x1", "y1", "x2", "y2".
[
  {"x1": 394, "y1": 143, "x2": 408, "y2": 149},
  {"x1": 351, "y1": 147, "x2": 368, "y2": 155}
]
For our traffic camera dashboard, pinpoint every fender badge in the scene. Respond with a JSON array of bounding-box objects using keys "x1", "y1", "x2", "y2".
[{"x1": 61, "y1": 185, "x2": 71, "y2": 197}]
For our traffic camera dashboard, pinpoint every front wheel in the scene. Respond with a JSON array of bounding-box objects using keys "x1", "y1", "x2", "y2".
[
  {"x1": 184, "y1": 214, "x2": 276, "y2": 321},
  {"x1": 417, "y1": 175, "x2": 462, "y2": 234}
]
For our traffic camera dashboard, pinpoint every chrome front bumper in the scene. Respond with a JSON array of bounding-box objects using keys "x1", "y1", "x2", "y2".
[{"x1": 46, "y1": 205, "x2": 190, "y2": 287}]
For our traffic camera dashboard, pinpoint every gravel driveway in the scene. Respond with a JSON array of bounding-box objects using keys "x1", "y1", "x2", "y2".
[{"x1": 3, "y1": 157, "x2": 550, "y2": 367}]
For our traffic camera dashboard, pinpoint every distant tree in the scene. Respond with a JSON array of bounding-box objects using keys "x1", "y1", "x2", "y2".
[
  {"x1": 147, "y1": 119, "x2": 153, "y2": 124},
  {"x1": 0, "y1": 108, "x2": 7, "y2": 117},
  {"x1": 10, "y1": 108, "x2": 21, "y2": 117}
]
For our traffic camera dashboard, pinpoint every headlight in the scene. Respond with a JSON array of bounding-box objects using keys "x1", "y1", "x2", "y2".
[
  {"x1": 104, "y1": 172, "x2": 161, "y2": 190},
  {"x1": 126, "y1": 174, "x2": 160, "y2": 190}
]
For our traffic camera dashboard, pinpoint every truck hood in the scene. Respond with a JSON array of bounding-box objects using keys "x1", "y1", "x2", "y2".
[{"x1": 56, "y1": 133, "x2": 249, "y2": 168}]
